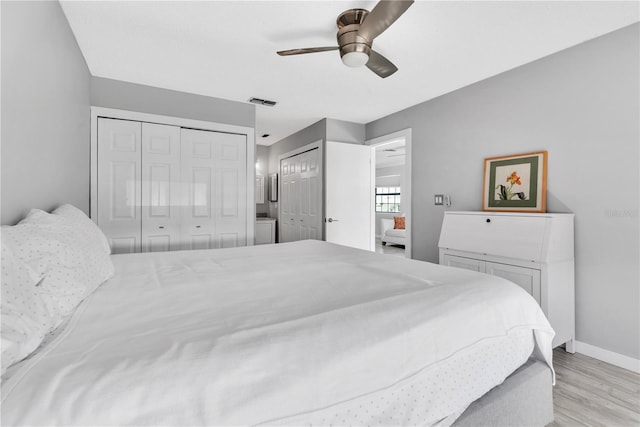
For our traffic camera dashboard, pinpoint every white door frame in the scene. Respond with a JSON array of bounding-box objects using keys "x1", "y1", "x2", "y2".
[
  {"x1": 277, "y1": 140, "x2": 324, "y2": 243},
  {"x1": 90, "y1": 106, "x2": 256, "y2": 243},
  {"x1": 366, "y1": 128, "x2": 412, "y2": 259}
]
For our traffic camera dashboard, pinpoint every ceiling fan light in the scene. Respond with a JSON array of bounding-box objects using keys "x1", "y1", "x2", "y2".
[{"x1": 341, "y1": 51, "x2": 369, "y2": 67}]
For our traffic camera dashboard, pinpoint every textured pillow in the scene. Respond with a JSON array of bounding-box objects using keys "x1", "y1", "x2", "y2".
[
  {"x1": 393, "y1": 216, "x2": 406, "y2": 230},
  {"x1": 52, "y1": 204, "x2": 111, "y2": 255},
  {"x1": 1, "y1": 240, "x2": 54, "y2": 373},
  {"x1": 2, "y1": 209, "x2": 114, "y2": 324}
]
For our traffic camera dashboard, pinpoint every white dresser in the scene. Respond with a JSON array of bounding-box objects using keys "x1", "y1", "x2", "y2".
[{"x1": 438, "y1": 211, "x2": 575, "y2": 351}]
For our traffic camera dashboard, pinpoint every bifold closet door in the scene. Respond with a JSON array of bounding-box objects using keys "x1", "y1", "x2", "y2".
[
  {"x1": 97, "y1": 118, "x2": 142, "y2": 254},
  {"x1": 180, "y1": 128, "x2": 247, "y2": 249},
  {"x1": 279, "y1": 148, "x2": 321, "y2": 243},
  {"x1": 279, "y1": 155, "x2": 299, "y2": 243},
  {"x1": 298, "y1": 149, "x2": 321, "y2": 240},
  {"x1": 141, "y1": 123, "x2": 182, "y2": 252}
]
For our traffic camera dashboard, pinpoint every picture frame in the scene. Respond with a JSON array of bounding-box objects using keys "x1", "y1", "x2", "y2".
[
  {"x1": 482, "y1": 151, "x2": 547, "y2": 213},
  {"x1": 269, "y1": 173, "x2": 278, "y2": 202}
]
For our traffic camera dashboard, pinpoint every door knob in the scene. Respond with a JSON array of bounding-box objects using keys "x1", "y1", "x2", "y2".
[{"x1": 326, "y1": 218, "x2": 339, "y2": 223}]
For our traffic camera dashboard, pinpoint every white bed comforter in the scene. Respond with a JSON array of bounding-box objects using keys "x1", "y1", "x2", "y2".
[{"x1": 1, "y1": 240, "x2": 554, "y2": 426}]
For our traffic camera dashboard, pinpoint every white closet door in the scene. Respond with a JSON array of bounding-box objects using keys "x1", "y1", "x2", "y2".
[
  {"x1": 299, "y1": 149, "x2": 321, "y2": 240},
  {"x1": 279, "y1": 148, "x2": 321, "y2": 243},
  {"x1": 97, "y1": 118, "x2": 142, "y2": 254},
  {"x1": 141, "y1": 123, "x2": 181, "y2": 252},
  {"x1": 280, "y1": 155, "x2": 300, "y2": 243},
  {"x1": 180, "y1": 128, "x2": 247, "y2": 249}
]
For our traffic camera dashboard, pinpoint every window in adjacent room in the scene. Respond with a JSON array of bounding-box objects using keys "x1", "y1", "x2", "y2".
[{"x1": 375, "y1": 187, "x2": 401, "y2": 213}]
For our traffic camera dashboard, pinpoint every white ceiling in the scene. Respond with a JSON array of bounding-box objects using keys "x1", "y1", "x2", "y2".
[
  {"x1": 376, "y1": 138, "x2": 406, "y2": 168},
  {"x1": 60, "y1": 1, "x2": 639, "y2": 146}
]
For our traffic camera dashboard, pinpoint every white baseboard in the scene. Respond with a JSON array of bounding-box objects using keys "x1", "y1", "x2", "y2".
[{"x1": 574, "y1": 340, "x2": 640, "y2": 373}]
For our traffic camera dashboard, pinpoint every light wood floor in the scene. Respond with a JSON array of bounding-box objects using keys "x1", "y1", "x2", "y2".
[{"x1": 549, "y1": 348, "x2": 640, "y2": 426}]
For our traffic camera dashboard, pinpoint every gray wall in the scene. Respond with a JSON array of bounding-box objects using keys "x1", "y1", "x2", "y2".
[
  {"x1": 255, "y1": 145, "x2": 269, "y2": 216},
  {"x1": 366, "y1": 24, "x2": 639, "y2": 359},
  {"x1": 326, "y1": 118, "x2": 366, "y2": 144},
  {"x1": 91, "y1": 77, "x2": 255, "y2": 128},
  {"x1": 1, "y1": 1, "x2": 91, "y2": 225}
]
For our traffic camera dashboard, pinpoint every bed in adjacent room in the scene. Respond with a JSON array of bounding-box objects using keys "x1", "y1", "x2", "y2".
[{"x1": 1, "y1": 206, "x2": 555, "y2": 426}]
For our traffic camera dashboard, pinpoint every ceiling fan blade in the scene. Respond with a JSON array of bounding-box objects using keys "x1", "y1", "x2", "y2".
[
  {"x1": 366, "y1": 50, "x2": 398, "y2": 78},
  {"x1": 358, "y1": 0, "x2": 414, "y2": 42},
  {"x1": 277, "y1": 46, "x2": 339, "y2": 56}
]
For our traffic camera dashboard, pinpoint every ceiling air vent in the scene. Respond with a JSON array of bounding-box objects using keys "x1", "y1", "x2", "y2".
[{"x1": 249, "y1": 97, "x2": 277, "y2": 107}]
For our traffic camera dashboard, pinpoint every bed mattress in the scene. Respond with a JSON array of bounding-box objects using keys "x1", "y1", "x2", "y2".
[{"x1": 1, "y1": 240, "x2": 554, "y2": 426}]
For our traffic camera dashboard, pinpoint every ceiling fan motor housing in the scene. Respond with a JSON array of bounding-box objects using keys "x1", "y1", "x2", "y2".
[{"x1": 336, "y1": 9, "x2": 372, "y2": 67}]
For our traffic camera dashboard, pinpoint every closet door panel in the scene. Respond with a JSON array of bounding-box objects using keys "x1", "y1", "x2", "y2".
[
  {"x1": 141, "y1": 123, "x2": 181, "y2": 252},
  {"x1": 220, "y1": 169, "x2": 239, "y2": 217},
  {"x1": 214, "y1": 133, "x2": 247, "y2": 248},
  {"x1": 180, "y1": 129, "x2": 246, "y2": 249},
  {"x1": 181, "y1": 128, "x2": 216, "y2": 250},
  {"x1": 279, "y1": 149, "x2": 320, "y2": 243},
  {"x1": 97, "y1": 118, "x2": 142, "y2": 254},
  {"x1": 299, "y1": 149, "x2": 321, "y2": 241},
  {"x1": 191, "y1": 168, "x2": 213, "y2": 218}
]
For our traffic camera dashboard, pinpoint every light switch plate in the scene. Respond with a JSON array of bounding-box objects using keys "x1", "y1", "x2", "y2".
[{"x1": 434, "y1": 194, "x2": 444, "y2": 205}]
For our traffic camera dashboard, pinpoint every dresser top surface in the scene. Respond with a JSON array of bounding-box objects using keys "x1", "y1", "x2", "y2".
[{"x1": 444, "y1": 211, "x2": 574, "y2": 218}]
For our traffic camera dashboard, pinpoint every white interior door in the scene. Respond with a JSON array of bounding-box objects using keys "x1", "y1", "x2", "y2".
[
  {"x1": 325, "y1": 141, "x2": 374, "y2": 251},
  {"x1": 141, "y1": 123, "x2": 181, "y2": 252},
  {"x1": 97, "y1": 118, "x2": 142, "y2": 254}
]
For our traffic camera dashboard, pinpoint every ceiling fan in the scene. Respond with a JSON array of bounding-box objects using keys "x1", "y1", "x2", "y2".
[{"x1": 277, "y1": 0, "x2": 414, "y2": 79}]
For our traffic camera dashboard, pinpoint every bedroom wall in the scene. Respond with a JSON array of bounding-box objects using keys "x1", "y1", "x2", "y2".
[
  {"x1": 326, "y1": 118, "x2": 366, "y2": 144},
  {"x1": 1, "y1": 1, "x2": 91, "y2": 225},
  {"x1": 255, "y1": 145, "x2": 269, "y2": 216},
  {"x1": 366, "y1": 24, "x2": 639, "y2": 360},
  {"x1": 91, "y1": 77, "x2": 255, "y2": 128}
]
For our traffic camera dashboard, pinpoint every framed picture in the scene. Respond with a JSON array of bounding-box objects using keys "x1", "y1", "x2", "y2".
[
  {"x1": 482, "y1": 151, "x2": 547, "y2": 213},
  {"x1": 269, "y1": 173, "x2": 278, "y2": 202}
]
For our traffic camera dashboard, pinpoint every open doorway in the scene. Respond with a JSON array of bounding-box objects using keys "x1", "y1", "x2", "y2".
[{"x1": 367, "y1": 129, "x2": 412, "y2": 259}]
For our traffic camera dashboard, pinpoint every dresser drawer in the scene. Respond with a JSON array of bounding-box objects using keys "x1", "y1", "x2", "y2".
[
  {"x1": 438, "y1": 212, "x2": 549, "y2": 261},
  {"x1": 485, "y1": 262, "x2": 542, "y2": 305}
]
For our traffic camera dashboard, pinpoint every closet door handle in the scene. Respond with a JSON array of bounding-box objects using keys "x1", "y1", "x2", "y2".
[
  {"x1": 158, "y1": 226, "x2": 165, "y2": 229},
  {"x1": 195, "y1": 225, "x2": 201, "y2": 228}
]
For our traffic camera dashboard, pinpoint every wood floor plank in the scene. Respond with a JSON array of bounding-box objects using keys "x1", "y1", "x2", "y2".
[{"x1": 548, "y1": 348, "x2": 640, "y2": 427}]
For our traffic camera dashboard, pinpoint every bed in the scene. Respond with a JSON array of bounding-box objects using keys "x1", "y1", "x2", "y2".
[{"x1": 1, "y1": 207, "x2": 555, "y2": 426}]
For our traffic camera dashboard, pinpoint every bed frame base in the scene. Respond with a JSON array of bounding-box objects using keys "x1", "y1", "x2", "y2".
[{"x1": 453, "y1": 359, "x2": 554, "y2": 427}]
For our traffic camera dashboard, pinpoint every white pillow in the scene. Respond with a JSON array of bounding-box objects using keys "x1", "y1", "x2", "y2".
[
  {"x1": 2, "y1": 209, "x2": 114, "y2": 323},
  {"x1": 52, "y1": 204, "x2": 111, "y2": 255},
  {"x1": 1, "y1": 240, "x2": 54, "y2": 373}
]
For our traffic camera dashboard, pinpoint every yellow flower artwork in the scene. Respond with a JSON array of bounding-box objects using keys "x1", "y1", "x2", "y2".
[{"x1": 495, "y1": 164, "x2": 530, "y2": 201}]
